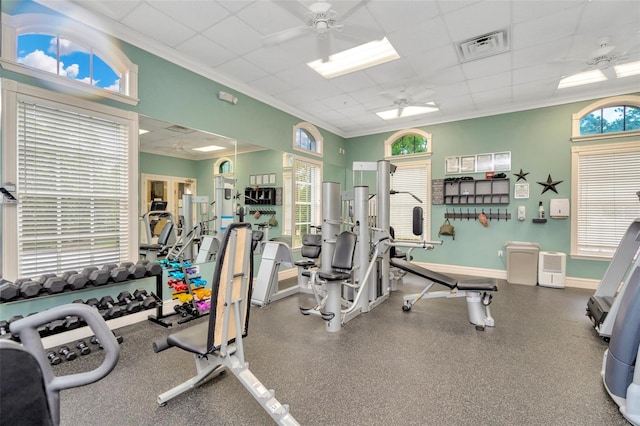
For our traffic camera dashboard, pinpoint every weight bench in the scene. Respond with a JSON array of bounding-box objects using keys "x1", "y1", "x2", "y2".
[
  {"x1": 390, "y1": 258, "x2": 497, "y2": 330},
  {"x1": 153, "y1": 223, "x2": 298, "y2": 425}
]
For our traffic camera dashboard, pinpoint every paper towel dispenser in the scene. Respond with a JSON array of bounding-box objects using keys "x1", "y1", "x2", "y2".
[{"x1": 550, "y1": 198, "x2": 570, "y2": 218}]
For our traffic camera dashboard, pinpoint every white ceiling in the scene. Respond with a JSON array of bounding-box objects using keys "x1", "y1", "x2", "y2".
[{"x1": 42, "y1": 0, "x2": 640, "y2": 140}]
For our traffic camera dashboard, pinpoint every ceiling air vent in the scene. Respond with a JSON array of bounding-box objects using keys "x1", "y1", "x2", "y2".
[
  {"x1": 166, "y1": 124, "x2": 194, "y2": 134},
  {"x1": 456, "y1": 29, "x2": 510, "y2": 63}
]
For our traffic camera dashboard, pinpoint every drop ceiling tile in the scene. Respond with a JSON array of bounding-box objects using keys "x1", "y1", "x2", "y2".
[
  {"x1": 512, "y1": 80, "x2": 557, "y2": 101},
  {"x1": 511, "y1": 7, "x2": 581, "y2": 50},
  {"x1": 201, "y1": 16, "x2": 263, "y2": 56},
  {"x1": 121, "y1": 3, "x2": 196, "y2": 47},
  {"x1": 175, "y1": 35, "x2": 237, "y2": 67},
  {"x1": 216, "y1": 57, "x2": 269, "y2": 83},
  {"x1": 235, "y1": 1, "x2": 302, "y2": 36},
  {"x1": 320, "y1": 93, "x2": 360, "y2": 110},
  {"x1": 150, "y1": 1, "x2": 230, "y2": 32},
  {"x1": 362, "y1": 57, "x2": 416, "y2": 86},
  {"x1": 80, "y1": 1, "x2": 141, "y2": 21},
  {"x1": 367, "y1": 1, "x2": 439, "y2": 34},
  {"x1": 217, "y1": 1, "x2": 253, "y2": 13},
  {"x1": 407, "y1": 43, "x2": 460, "y2": 77},
  {"x1": 243, "y1": 46, "x2": 302, "y2": 75},
  {"x1": 330, "y1": 72, "x2": 378, "y2": 93},
  {"x1": 388, "y1": 16, "x2": 451, "y2": 57},
  {"x1": 274, "y1": 64, "x2": 326, "y2": 90},
  {"x1": 512, "y1": 0, "x2": 583, "y2": 25},
  {"x1": 442, "y1": 1, "x2": 511, "y2": 42},
  {"x1": 512, "y1": 38, "x2": 572, "y2": 69},
  {"x1": 461, "y1": 53, "x2": 511, "y2": 79},
  {"x1": 436, "y1": 0, "x2": 480, "y2": 16},
  {"x1": 247, "y1": 75, "x2": 291, "y2": 95},
  {"x1": 513, "y1": 64, "x2": 562, "y2": 85},
  {"x1": 472, "y1": 87, "x2": 512, "y2": 107},
  {"x1": 578, "y1": 1, "x2": 640, "y2": 34},
  {"x1": 467, "y1": 71, "x2": 511, "y2": 93}
]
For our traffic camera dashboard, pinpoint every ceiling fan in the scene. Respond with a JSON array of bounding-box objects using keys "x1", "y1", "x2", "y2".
[
  {"x1": 263, "y1": 1, "x2": 376, "y2": 62},
  {"x1": 376, "y1": 86, "x2": 438, "y2": 119},
  {"x1": 584, "y1": 38, "x2": 630, "y2": 69}
]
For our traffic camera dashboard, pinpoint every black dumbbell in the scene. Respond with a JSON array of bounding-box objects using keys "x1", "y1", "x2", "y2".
[
  {"x1": 41, "y1": 274, "x2": 66, "y2": 294},
  {"x1": 58, "y1": 346, "x2": 77, "y2": 361},
  {"x1": 45, "y1": 315, "x2": 81, "y2": 335},
  {"x1": 0, "y1": 320, "x2": 12, "y2": 340},
  {"x1": 47, "y1": 351, "x2": 62, "y2": 365},
  {"x1": 134, "y1": 289, "x2": 158, "y2": 310},
  {"x1": 82, "y1": 267, "x2": 110, "y2": 286},
  {"x1": 76, "y1": 340, "x2": 91, "y2": 355},
  {"x1": 127, "y1": 263, "x2": 147, "y2": 279},
  {"x1": 16, "y1": 279, "x2": 42, "y2": 298},
  {"x1": 117, "y1": 291, "x2": 142, "y2": 313},
  {"x1": 104, "y1": 263, "x2": 128, "y2": 283},
  {"x1": 61, "y1": 270, "x2": 88, "y2": 290},
  {"x1": 99, "y1": 296, "x2": 123, "y2": 319},
  {"x1": 90, "y1": 333, "x2": 123, "y2": 349},
  {"x1": 144, "y1": 261, "x2": 163, "y2": 277},
  {"x1": 0, "y1": 279, "x2": 20, "y2": 301}
]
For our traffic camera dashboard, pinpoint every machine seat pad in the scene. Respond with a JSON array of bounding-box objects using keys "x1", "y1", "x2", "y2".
[
  {"x1": 139, "y1": 243, "x2": 162, "y2": 250},
  {"x1": 318, "y1": 271, "x2": 351, "y2": 281},
  {"x1": 166, "y1": 321, "x2": 210, "y2": 355},
  {"x1": 295, "y1": 260, "x2": 316, "y2": 268},
  {"x1": 390, "y1": 259, "x2": 497, "y2": 291},
  {"x1": 456, "y1": 278, "x2": 497, "y2": 291}
]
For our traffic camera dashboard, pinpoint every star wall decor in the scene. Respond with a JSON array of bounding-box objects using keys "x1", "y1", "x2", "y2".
[
  {"x1": 514, "y1": 168, "x2": 529, "y2": 181},
  {"x1": 537, "y1": 174, "x2": 563, "y2": 194}
]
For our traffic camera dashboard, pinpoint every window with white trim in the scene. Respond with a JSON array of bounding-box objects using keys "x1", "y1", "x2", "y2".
[
  {"x1": 571, "y1": 141, "x2": 640, "y2": 259},
  {"x1": 292, "y1": 157, "x2": 322, "y2": 249},
  {"x1": 1, "y1": 12, "x2": 139, "y2": 105},
  {"x1": 2, "y1": 80, "x2": 138, "y2": 280},
  {"x1": 384, "y1": 128, "x2": 432, "y2": 159},
  {"x1": 389, "y1": 161, "x2": 431, "y2": 240},
  {"x1": 571, "y1": 95, "x2": 640, "y2": 142},
  {"x1": 293, "y1": 122, "x2": 323, "y2": 157}
]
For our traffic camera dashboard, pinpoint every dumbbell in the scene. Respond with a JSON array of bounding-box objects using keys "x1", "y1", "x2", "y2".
[
  {"x1": 58, "y1": 346, "x2": 77, "y2": 361},
  {"x1": 103, "y1": 263, "x2": 129, "y2": 283},
  {"x1": 46, "y1": 315, "x2": 81, "y2": 334},
  {"x1": 137, "y1": 259, "x2": 162, "y2": 277},
  {"x1": 117, "y1": 291, "x2": 142, "y2": 313},
  {"x1": 126, "y1": 262, "x2": 147, "y2": 279},
  {"x1": 61, "y1": 270, "x2": 88, "y2": 290},
  {"x1": 0, "y1": 320, "x2": 12, "y2": 340},
  {"x1": 47, "y1": 351, "x2": 62, "y2": 365},
  {"x1": 39, "y1": 274, "x2": 66, "y2": 294},
  {"x1": 76, "y1": 340, "x2": 91, "y2": 355},
  {"x1": 133, "y1": 289, "x2": 158, "y2": 309},
  {"x1": 0, "y1": 279, "x2": 20, "y2": 301},
  {"x1": 82, "y1": 266, "x2": 110, "y2": 286},
  {"x1": 99, "y1": 296, "x2": 123, "y2": 319},
  {"x1": 90, "y1": 333, "x2": 123, "y2": 349},
  {"x1": 15, "y1": 278, "x2": 42, "y2": 298}
]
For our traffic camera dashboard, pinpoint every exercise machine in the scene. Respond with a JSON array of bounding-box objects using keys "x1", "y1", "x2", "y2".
[
  {"x1": 390, "y1": 258, "x2": 497, "y2": 330},
  {"x1": 587, "y1": 218, "x2": 640, "y2": 340},
  {"x1": 139, "y1": 201, "x2": 179, "y2": 261},
  {"x1": 153, "y1": 223, "x2": 298, "y2": 425},
  {"x1": 251, "y1": 241, "x2": 295, "y2": 307},
  {"x1": 1, "y1": 304, "x2": 119, "y2": 426},
  {"x1": 601, "y1": 264, "x2": 640, "y2": 425}
]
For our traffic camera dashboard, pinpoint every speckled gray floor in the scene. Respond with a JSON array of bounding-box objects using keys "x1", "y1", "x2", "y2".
[{"x1": 53, "y1": 276, "x2": 626, "y2": 425}]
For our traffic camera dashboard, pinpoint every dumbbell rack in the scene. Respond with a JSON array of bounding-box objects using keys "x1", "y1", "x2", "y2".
[{"x1": 147, "y1": 261, "x2": 210, "y2": 327}]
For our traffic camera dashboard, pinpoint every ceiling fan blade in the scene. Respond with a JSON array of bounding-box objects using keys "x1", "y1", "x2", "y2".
[
  {"x1": 317, "y1": 35, "x2": 331, "y2": 63},
  {"x1": 335, "y1": 24, "x2": 385, "y2": 44},
  {"x1": 263, "y1": 25, "x2": 311, "y2": 46},
  {"x1": 397, "y1": 106, "x2": 403, "y2": 118},
  {"x1": 339, "y1": 0, "x2": 370, "y2": 21}
]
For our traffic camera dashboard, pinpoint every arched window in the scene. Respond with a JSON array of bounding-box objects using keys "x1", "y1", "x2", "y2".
[
  {"x1": 1, "y1": 13, "x2": 139, "y2": 105},
  {"x1": 384, "y1": 129, "x2": 432, "y2": 159},
  {"x1": 214, "y1": 157, "x2": 233, "y2": 175},
  {"x1": 571, "y1": 95, "x2": 640, "y2": 141},
  {"x1": 293, "y1": 122, "x2": 323, "y2": 156}
]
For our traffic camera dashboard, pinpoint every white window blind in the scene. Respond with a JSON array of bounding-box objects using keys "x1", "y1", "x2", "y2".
[
  {"x1": 574, "y1": 144, "x2": 640, "y2": 257},
  {"x1": 17, "y1": 100, "x2": 130, "y2": 277},
  {"x1": 293, "y1": 159, "x2": 321, "y2": 248},
  {"x1": 389, "y1": 163, "x2": 429, "y2": 240}
]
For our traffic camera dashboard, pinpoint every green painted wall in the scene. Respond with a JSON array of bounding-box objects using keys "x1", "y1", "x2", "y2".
[{"x1": 346, "y1": 97, "x2": 640, "y2": 280}]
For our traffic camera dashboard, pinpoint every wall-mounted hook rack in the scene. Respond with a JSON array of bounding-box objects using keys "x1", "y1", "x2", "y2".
[{"x1": 445, "y1": 208, "x2": 510, "y2": 222}]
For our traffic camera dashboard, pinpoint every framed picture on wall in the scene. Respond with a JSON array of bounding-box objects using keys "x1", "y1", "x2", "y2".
[
  {"x1": 250, "y1": 175, "x2": 256, "y2": 185},
  {"x1": 460, "y1": 156, "x2": 476, "y2": 173},
  {"x1": 476, "y1": 153, "x2": 494, "y2": 172},
  {"x1": 494, "y1": 151, "x2": 511, "y2": 171},
  {"x1": 445, "y1": 156, "x2": 460, "y2": 174},
  {"x1": 514, "y1": 183, "x2": 529, "y2": 199}
]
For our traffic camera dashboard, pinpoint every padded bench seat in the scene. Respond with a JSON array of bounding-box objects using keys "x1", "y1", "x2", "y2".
[{"x1": 390, "y1": 259, "x2": 497, "y2": 291}]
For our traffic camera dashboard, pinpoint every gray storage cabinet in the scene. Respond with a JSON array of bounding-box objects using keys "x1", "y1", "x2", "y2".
[{"x1": 505, "y1": 242, "x2": 541, "y2": 286}]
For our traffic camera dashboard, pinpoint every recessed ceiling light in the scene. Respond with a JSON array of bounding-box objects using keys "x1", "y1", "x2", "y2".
[
  {"x1": 557, "y1": 70, "x2": 607, "y2": 89},
  {"x1": 376, "y1": 104, "x2": 439, "y2": 120},
  {"x1": 193, "y1": 145, "x2": 225, "y2": 152},
  {"x1": 139, "y1": 128, "x2": 149, "y2": 135},
  {"x1": 614, "y1": 60, "x2": 640, "y2": 78},
  {"x1": 307, "y1": 37, "x2": 400, "y2": 79}
]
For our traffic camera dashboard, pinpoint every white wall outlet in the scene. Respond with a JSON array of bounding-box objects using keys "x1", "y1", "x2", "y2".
[{"x1": 498, "y1": 250, "x2": 503, "y2": 257}]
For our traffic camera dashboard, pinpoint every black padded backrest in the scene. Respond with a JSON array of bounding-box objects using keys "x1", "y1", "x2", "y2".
[
  {"x1": 252, "y1": 230, "x2": 264, "y2": 251},
  {"x1": 157, "y1": 221, "x2": 174, "y2": 246},
  {"x1": 301, "y1": 234, "x2": 322, "y2": 259},
  {"x1": 331, "y1": 231, "x2": 357, "y2": 271},
  {"x1": 0, "y1": 340, "x2": 53, "y2": 426},
  {"x1": 389, "y1": 227, "x2": 398, "y2": 258}
]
